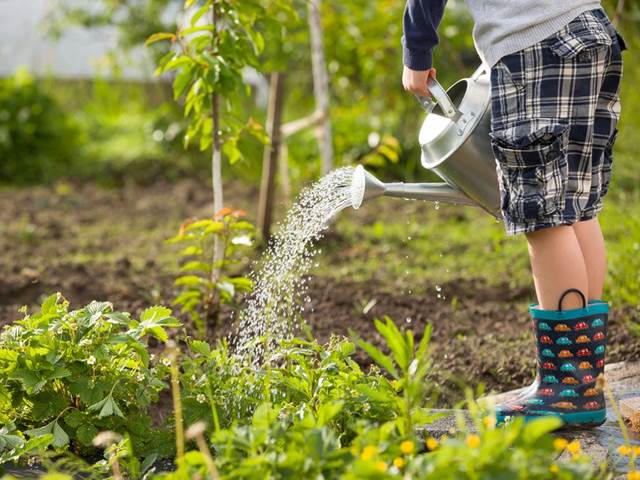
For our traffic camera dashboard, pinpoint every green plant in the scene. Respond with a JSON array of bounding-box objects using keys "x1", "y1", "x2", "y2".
[
  {"x1": 167, "y1": 209, "x2": 255, "y2": 336},
  {"x1": 356, "y1": 317, "x2": 434, "y2": 436},
  {"x1": 147, "y1": 0, "x2": 292, "y2": 230},
  {"x1": 0, "y1": 299, "x2": 608, "y2": 479},
  {"x1": 0, "y1": 294, "x2": 179, "y2": 460},
  {"x1": 0, "y1": 69, "x2": 81, "y2": 185}
]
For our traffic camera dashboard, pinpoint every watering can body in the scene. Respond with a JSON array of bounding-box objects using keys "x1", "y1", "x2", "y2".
[{"x1": 353, "y1": 67, "x2": 502, "y2": 219}]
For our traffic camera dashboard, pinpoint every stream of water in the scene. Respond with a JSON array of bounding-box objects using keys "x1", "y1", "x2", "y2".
[{"x1": 232, "y1": 167, "x2": 356, "y2": 365}]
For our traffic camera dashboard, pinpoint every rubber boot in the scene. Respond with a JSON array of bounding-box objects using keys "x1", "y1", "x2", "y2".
[{"x1": 496, "y1": 289, "x2": 608, "y2": 428}]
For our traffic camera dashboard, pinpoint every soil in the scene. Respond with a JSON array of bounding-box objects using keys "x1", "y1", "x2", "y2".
[{"x1": 1, "y1": 180, "x2": 639, "y2": 406}]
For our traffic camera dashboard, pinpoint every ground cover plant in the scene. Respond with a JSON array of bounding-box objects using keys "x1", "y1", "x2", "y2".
[
  {"x1": 1, "y1": 0, "x2": 638, "y2": 478},
  {"x1": 0, "y1": 296, "x2": 614, "y2": 479}
]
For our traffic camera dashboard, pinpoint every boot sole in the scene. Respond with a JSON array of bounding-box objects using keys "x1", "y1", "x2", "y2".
[{"x1": 496, "y1": 409, "x2": 606, "y2": 429}]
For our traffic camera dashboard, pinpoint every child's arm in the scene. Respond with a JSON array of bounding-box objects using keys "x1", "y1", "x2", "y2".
[{"x1": 402, "y1": 0, "x2": 447, "y2": 96}]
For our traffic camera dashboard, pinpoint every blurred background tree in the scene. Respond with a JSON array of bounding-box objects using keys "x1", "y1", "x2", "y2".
[{"x1": 1, "y1": 0, "x2": 637, "y2": 195}]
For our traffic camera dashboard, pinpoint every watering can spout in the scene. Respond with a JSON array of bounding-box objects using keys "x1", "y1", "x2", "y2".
[{"x1": 351, "y1": 165, "x2": 476, "y2": 210}]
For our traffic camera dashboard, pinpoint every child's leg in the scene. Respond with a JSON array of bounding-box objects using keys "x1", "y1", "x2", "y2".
[
  {"x1": 573, "y1": 218, "x2": 607, "y2": 300},
  {"x1": 525, "y1": 225, "x2": 588, "y2": 310}
]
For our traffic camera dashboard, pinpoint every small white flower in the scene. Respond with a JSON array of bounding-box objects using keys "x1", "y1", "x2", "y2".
[
  {"x1": 162, "y1": 358, "x2": 171, "y2": 367},
  {"x1": 150, "y1": 354, "x2": 156, "y2": 361},
  {"x1": 196, "y1": 394, "x2": 206, "y2": 404},
  {"x1": 136, "y1": 374, "x2": 145, "y2": 382},
  {"x1": 87, "y1": 356, "x2": 96, "y2": 365}
]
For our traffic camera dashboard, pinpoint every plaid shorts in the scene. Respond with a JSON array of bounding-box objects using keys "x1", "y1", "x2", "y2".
[{"x1": 490, "y1": 9, "x2": 625, "y2": 235}]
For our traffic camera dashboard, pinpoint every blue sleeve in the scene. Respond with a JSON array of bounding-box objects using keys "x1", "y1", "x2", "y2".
[{"x1": 402, "y1": 0, "x2": 448, "y2": 70}]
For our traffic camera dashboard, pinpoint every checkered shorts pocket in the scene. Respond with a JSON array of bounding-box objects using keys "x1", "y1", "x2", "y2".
[
  {"x1": 491, "y1": 122, "x2": 570, "y2": 223},
  {"x1": 550, "y1": 12, "x2": 612, "y2": 59}
]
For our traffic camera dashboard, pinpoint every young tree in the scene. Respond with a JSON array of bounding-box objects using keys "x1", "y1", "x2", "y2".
[{"x1": 147, "y1": 0, "x2": 294, "y2": 267}]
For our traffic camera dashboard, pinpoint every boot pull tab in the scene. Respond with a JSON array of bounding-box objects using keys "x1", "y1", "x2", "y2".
[{"x1": 557, "y1": 288, "x2": 587, "y2": 311}]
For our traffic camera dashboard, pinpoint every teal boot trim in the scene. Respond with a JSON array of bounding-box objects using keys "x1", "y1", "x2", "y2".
[{"x1": 496, "y1": 409, "x2": 606, "y2": 426}]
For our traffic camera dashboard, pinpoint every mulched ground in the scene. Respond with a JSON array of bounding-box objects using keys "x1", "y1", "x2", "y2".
[{"x1": 1, "y1": 180, "x2": 639, "y2": 406}]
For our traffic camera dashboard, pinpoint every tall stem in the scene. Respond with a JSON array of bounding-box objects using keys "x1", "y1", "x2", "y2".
[
  {"x1": 307, "y1": 0, "x2": 333, "y2": 175},
  {"x1": 210, "y1": 1, "x2": 224, "y2": 285}
]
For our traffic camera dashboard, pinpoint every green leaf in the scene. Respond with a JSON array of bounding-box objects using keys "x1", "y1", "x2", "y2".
[
  {"x1": 357, "y1": 339, "x2": 399, "y2": 379},
  {"x1": 25, "y1": 421, "x2": 54, "y2": 438},
  {"x1": 189, "y1": 340, "x2": 211, "y2": 356},
  {"x1": 25, "y1": 420, "x2": 69, "y2": 448},
  {"x1": 522, "y1": 416, "x2": 563, "y2": 443},
  {"x1": 62, "y1": 410, "x2": 84, "y2": 428},
  {"x1": 52, "y1": 421, "x2": 69, "y2": 448},
  {"x1": 376, "y1": 317, "x2": 409, "y2": 372},
  {"x1": 40, "y1": 293, "x2": 61, "y2": 315},
  {"x1": 180, "y1": 25, "x2": 214, "y2": 36},
  {"x1": 88, "y1": 394, "x2": 124, "y2": 418},
  {"x1": 317, "y1": 401, "x2": 344, "y2": 426},
  {"x1": 76, "y1": 424, "x2": 98, "y2": 446},
  {"x1": 173, "y1": 66, "x2": 194, "y2": 99},
  {"x1": 145, "y1": 32, "x2": 176, "y2": 46},
  {"x1": 175, "y1": 275, "x2": 203, "y2": 287}
]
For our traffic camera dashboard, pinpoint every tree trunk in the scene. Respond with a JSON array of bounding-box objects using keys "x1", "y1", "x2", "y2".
[
  {"x1": 278, "y1": 140, "x2": 291, "y2": 205},
  {"x1": 211, "y1": 93, "x2": 223, "y2": 216},
  {"x1": 210, "y1": 2, "x2": 224, "y2": 295},
  {"x1": 257, "y1": 72, "x2": 286, "y2": 240},
  {"x1": 307, "y1": 0, "x2": 333, "y2": 175}
]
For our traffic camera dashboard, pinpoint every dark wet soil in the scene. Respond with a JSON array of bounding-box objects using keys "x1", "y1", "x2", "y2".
[{"x1": 1, "y1": 180, "x2": 639, "y2": 405}]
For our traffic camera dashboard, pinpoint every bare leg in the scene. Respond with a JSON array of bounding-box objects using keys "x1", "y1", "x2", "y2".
[
  {"x1": 572, "y1": 217, "x2": 607, "y2": 300},
  {"x1": 525, "y1": 225, "x2": 589, "y2": 310}
]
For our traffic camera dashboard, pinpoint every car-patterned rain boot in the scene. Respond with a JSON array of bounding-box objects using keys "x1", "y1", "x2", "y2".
[{"x1": 496, "y1": 289, "x2": 608, "y2": 428}]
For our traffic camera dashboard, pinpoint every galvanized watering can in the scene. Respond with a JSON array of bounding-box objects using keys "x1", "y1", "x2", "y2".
[{"x1": 352, "y1": 66, "x2": 502, "y2": 218}]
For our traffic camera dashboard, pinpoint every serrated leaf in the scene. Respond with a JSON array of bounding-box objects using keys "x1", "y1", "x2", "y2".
[{"x1": 76, "y1": 424, "x2": 99, "y2": 446}]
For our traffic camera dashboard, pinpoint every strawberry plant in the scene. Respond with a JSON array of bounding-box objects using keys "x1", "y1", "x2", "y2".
[{"x1": 0, "y1": 294, "x2": 179, "y2": 459}]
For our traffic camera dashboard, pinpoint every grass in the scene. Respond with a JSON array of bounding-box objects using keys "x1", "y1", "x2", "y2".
[{"x1": 318, "y1": 170, "x2": 640, "y2": 310}]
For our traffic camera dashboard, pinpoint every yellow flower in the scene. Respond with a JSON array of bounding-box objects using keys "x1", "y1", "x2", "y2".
[
  {"x1": 549, "y1": 464, "x2": 559, "y2": 474},
  {"x1": 400, "y1": 440, "x2": 415, "y2": 455},
  {"x1": 375, "y1": 461, "x2": 387, "y2": 472},
  {"x1": 628, "y1": 471, "x2": 640, "y2": 480},
  {"x1": 466, "y1": 434, "x2": 481, "y2": 449},
  {"x1": 393, "y1": 457, "x2": 405, "y2": 468},
  {"x1": 553, "y1": 438, "x2": 568, "y2": 450},
  {"x1": 567, "y1": 440, "x2": 581, "y2": 454},
  {"x1": 426, "y1": 437, "x2": 439, "y2": 451},
  {"x1": 361, "y1": 445, "x2": 377, "y2": 461},
  {"x1": 483, "y1": 416, "x2": 496, "y2": 429},
  {"x1": 634, "y1": 446, "x2": 640, "y2": 456},
  {"x1": 619, "y1": 445, "x2": 632, "y2": 456}
]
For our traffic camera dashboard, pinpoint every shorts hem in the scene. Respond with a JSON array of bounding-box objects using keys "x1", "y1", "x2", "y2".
[{"x1": 503, "y1": 208, "x2": 604, "y2": 236}]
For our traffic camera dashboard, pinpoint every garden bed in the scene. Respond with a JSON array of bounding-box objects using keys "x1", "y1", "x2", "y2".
[{"x1": 2, "y1": 180, "x2": 639, "y2": 407}]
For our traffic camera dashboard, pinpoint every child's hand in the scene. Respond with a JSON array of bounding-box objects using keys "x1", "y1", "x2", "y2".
[{"x1": 402, "y1": 66, "x2": 437, "y2": 97}]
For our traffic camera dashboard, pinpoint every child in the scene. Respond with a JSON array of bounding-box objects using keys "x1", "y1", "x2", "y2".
[{"x1": 402, "y1": 1, "x2": 625, "y2": 427}]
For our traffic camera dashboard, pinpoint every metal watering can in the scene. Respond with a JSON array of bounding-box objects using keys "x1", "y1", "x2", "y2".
[{"x1": 352, "y1": 66, "x2": 501, "y2": 218}]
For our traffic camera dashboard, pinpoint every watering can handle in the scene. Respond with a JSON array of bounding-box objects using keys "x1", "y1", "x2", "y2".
[{"x1": 415, "y1": 77, "x2": 463, "y2": 122}]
